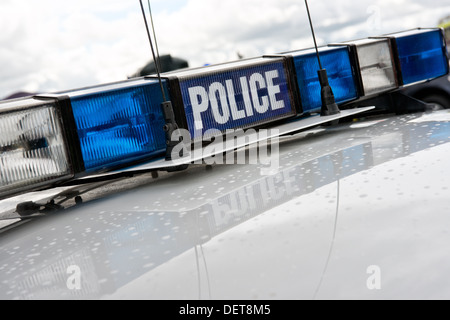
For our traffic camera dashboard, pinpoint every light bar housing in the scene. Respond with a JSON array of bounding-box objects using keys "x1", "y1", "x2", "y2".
[
  {"x1": 0, "y1": 98, "x2": 72, "y2": 198},
  {"x1": 1, "y1": 28, "x2": 448, "y2": 200},
  {"x1": 155, "y1": 57, "x2": 299, "y2": 140},
  {"x1": 377, "y1": 28, "x2": 449, "y2": 86},
  {"x1": 38, "y1": 78, "x2": 168, "y2": 173}
]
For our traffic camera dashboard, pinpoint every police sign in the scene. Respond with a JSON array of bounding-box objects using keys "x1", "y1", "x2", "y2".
[{"x1": 165, "y1": 57, "x2": 298, "y2": 139}]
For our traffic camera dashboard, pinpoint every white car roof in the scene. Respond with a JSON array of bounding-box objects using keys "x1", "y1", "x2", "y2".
[{"x1": 1, "y1": 110, "x2": 450, "y2": 299}]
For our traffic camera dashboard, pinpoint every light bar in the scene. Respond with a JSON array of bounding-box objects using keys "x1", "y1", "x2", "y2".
[
  {"x1": 0, "y1": 98, "x2": 71, "y2": 198},
  {"x1": 1, "y1": 28, "x2": 448, "y2": 200},
  {"x1": 379, "y1": 28, "x2": 449, "y2": 86},
  {"x1": 271, "y1": 46, "x2": 359, "y2": 113},
  {"x1": 158, "y1": 57, "x2": 298, "y2": 140},
  {"x1": 331, "y1": 38, "x2": 398, "y2": 97}
]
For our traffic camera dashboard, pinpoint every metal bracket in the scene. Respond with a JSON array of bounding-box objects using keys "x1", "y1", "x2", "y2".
[{"x1": 161, "y1": 101, "x2": 189, "y2": 172}]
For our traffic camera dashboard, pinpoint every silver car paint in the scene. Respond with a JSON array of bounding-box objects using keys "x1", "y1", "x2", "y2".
[{"x1": 1, "y1": 110, "x2": 450, "y2": 300}]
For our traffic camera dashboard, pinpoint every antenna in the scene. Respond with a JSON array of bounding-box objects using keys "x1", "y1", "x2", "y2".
[
  {"x1": 139, "y1": 0, "x2": 166, "y2": 102},
  {"x1": 147, "y1": 0, "x2": 163, "y2": 76},
  {"x1": 139, "y1": 0, "x2": 182, "y2": 162},
  {"x1": 304, "y1": 0, "x2": 340, "y2": 116}
]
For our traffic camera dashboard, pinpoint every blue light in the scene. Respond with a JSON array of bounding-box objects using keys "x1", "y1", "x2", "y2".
[
  {"x1": 393, "y1": 29, "x2": 449, "y2": 85},
  {"x1": 69, "y1": 80, "x2": 167, "y2": 171},
  {"x1": 288, "y1": 46, "x2": 358, "y2": 113}
]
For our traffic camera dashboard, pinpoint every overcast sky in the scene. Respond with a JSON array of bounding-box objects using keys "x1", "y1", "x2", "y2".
[{"x1": 1, "y1": 0, "x2": 449, "y2": 99}]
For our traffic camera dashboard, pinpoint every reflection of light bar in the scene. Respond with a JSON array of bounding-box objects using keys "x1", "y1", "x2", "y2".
[
  {"x1": 269, "y1": 46, "x2": 359, "y2": 113},
  {"x1": 331, "y1": 38, "x2": 398, "y2": 97},
  {"x1": 157, "y1": 57, "x2": 298, "y2": 140},
  {"x1": 377, "y1": 28, "x2": 449, "y2": 86}
]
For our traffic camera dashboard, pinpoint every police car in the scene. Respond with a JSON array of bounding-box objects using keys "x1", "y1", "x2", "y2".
[{"x1": 0, "y1": 28, "x2": 449, "y2": 300}]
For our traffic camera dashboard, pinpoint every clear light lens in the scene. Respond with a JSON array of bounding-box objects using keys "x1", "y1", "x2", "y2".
[
  {"x1": 69, "y1": 81, "x2": 167, "y2": 171},
  {"x1": 0, "y1": 104, "x2": 70, "y2": 196},
  {"x1": 392, "y1": 29, "x2": 449, "y2": 85},
  {"x1": 355, "y1": 39, "x2": 397, "y2": 95},
  {"x1": 289, "y1": 46, "x2": 358, "y2": 113}
]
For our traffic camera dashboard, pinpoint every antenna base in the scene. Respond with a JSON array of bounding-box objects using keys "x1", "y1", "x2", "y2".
[
  {"x1": 161, "y1": 101, "x2": 184, "y2": 161},
  {"x1": 318, "y1": 69, "x2": 340, "y2": 116}
]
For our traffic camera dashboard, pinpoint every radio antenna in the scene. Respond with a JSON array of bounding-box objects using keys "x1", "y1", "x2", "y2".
[
  {"x1": 304, "y1": 0, "x2": 340, "y2": 116},
  {"x1": 139, "y1": 0, "x2": 183, "y2": 162},
  {"x1": 139, "y1": 0, "x2": 166, "y2": 102},
  {"x1": 147, "y1": 0, "x2": 163, "y2": 76}
]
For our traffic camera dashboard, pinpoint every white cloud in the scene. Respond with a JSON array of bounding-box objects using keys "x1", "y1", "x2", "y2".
[{"x1": 0, "y1": 0, "x2": 449, "y2": 99}]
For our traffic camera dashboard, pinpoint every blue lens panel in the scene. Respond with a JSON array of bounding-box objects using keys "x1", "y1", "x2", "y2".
[
  {"x1": 178, "y1": 61, "x2": 296, "y2": 139},
  {"x1": 70, "y1": 81, "x2": 167, "y2": 171},
  {"x1": 395, "y1": 29, "x2": 449, "y2": 85},
  {"x1": 292, "y1": 47, "x2": 358, "y2": 113}
]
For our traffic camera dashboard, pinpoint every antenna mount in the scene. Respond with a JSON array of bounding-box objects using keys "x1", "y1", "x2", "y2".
[
  {"x1": 139, "y1": 0, "x2": 182, "y2": 161},
  {"x1": 304, "y1": 0, "x2": 340, "y2": 116}
]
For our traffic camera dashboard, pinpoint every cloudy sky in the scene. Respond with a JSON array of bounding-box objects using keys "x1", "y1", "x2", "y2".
[{"x1": 0, "y1": 0, "x2": 449, "y2": 99}]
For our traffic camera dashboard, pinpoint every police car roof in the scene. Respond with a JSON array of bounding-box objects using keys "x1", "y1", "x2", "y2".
[{"x1": 1, "y1": 109, "x2": 450, "y2": 299}]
